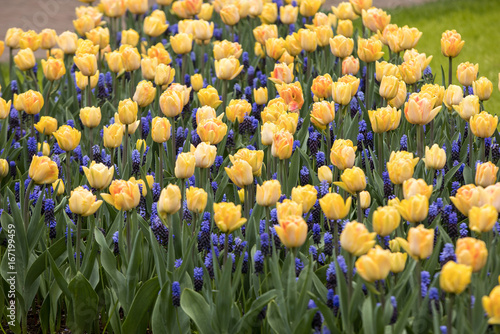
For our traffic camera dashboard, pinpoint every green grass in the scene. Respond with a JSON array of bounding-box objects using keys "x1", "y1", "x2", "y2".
[{"x1": 388, "y1": 0, "x2": 500, "y2": 114}]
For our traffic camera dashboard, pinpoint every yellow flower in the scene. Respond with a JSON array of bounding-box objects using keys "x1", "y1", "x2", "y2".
[
  {"x1": 277, "y1": 199, "x2": 303, "y2": 222},
  {"x1": 34, "y1": 116, "x2": 57, "y2": 136},
  {"x1": 403, "y1": 178, "x2": 433, "y2": 200},
  {"x1": 19, "y1": 30, "x2": 41, "y2": 50},
  {"x1": 479, "y1": 183, "x2": 500, "y2": 212},
  {"x1": 160, "y1": 90, "x2": 184, "y2": 117},
  {"x1": 342, "y1": 56, "x2": 360, "y2": 76},
  {"x1": 440, "y1": 261, "x2": 472, "y2": 294},
  {"x1": 337, "y1": 19, "x2": 354, "y2": 37},
  {"x1": 157, "y1": 184, "x2": 182, "y2": 217},
  {"x1": 340, "y1": 220, "x2": 376, "y2": 256},
  {"x1": 276, "y1": 80, "x2": 305, "y2": 112},
  {"x1": 456, "y1": 237, "x2": 488, "y2": 273},
  {"x1": 106, "y1": 51, "x2": 125, "y2": 74},
  {"x1": 265, "y1": 37, "x2": 285, "y2": 60},
  {"x1": 280, "y1": 5, "x2": 298, "y2": 25},
  {"x1": 170, "y1": 33, "x2": 193, "y2": 55},
  {"x1": 276, "y1": 112, "x2": 299, "y2": 134},
  {"x1": 406, "y1": 224, "x2": 434, "y2": 259},
  {"x1": 357, "y1": 37, "x2": 383, "y2": 63},
  {"x1": 299, "y1": 0, "x2": 321, "y2": 17},
  {"x1": 37, "y1": 142, "x2": 50, "y2": 156},
  {"x1": 151, "y1": 117, "x2": 171, "y2": 143},
  {"x1": 101, "y1": 0, "x2": 127, "y2": 17},
  {"x1": 314, "y1": 25, "x2": 333, "y2": 48},
  {"x1": 226, "y1": 99, "x2": 252, "y2": 123},
  {"x1": 319, "y1": 193, "x2": 352, "y2": 220},
  {"x1": 475, "y1": 162, "x2": 499, "y2": 187},
  {"x1": 470, "y1": 111, "x2": 498, "y2": 138},
  {"x1": 69, "y1": 186, "x2": 103, "y2": 216},
  {"x1": 103, "y1": 123, "x2": 124, "y2": 149},
  {"x1": 330, "y1": 139, "x2": 357, "y2": 171},
  {"x1": 225, "y1": 159, "x2": 253, "y2": 188},
  {"x1": 261, "y1": 122, "x2": 278, "y2": 146},
  {"x1": 73, "y1": 15, "x2": 95, "y2": 36},
  {"x1": 79, "y1": 106, "x2": 101, "y2": 129},
  {"x1": 186, "y1": 187, "x2": 207, "y2": 214},
  {"x1": 254, "y1": 87, "x2": 268, "y2": 105},
  {"x1": 389, "y1": 252, "x2": 407, "y2": 273},
  {"x1": 269, "y1": 63, "x2": 294, "y2": 85},
  {"x1": 297, "y1": 28, "x2": 317, "y2": 52},
  {"x1": 144, "y1": 11, "x2": 169, "y2": 37},
  {"x1": 443, "y1": 84, "x2": 463, "y2": 110},
  {"x1": 285, "y1": 33, "x2": 302, "y2": 57},
  {"x1": 192, "y1": 20, "x2": 214, "y2": 43},
  {"x1": 359, "y1": 191, "x2": 371, "y2": 209},
  {"x1": 355, "y1": 246, "x2": 391, "y2": 282},
  {"x1": 482, "y1": 285, "x2": 500, "y2": 324},
  {"x1": 126, "y1": 0, "x2": 149, "y2": 15},
  {"x1": 0, "y1": 159, "x2": 7, "y2": 178},
  {"x1": 469, "y1": 204, "x2": 498, "y2": 233},
  {"x1": 350, "y1": 0, "x2": 372, "y2": 14},
  {"x1": 368, "y1": 106, "x2": 401, "y2": 133},
  {"x1": 52, "y1": 179, "x2": 65, "y2": 195},
  {"x1": 198, "y1": 3, "x2": 213, "y2": 20},
  {"x1": 311, "y1": 74, "x2": 333, "y2": 102},
  {"x1": 193, "y1": 142, "x2": 217, "y2": 168},
  {"x1": 220, "y1": 4, "x2": 240, "y2": 26},
  {"x1": 86, "y1": 27, "x2": 110, "y2": 50},
  {"x1": 457, "y1": 62, "x2": 478, "y2": 87},
  {"x1": 361, "y1": 7, "x2": 391, "y2": 33},
  {"x1": 388, "y1": 80, "x2": 407, "y2": 109},
  {"x1": 472, "y1": 77, "x2": 493, "y2": 101},
  {"x1": 41, "y1": 57, "x2": 66, "y2": 82},
  {"x1": 133, "y1": 80, "x2": 156, "y2": 107},
  {"x1": 404, "y1": 93, "x2": 441, "y2": 125},
  {"x1": 5, "y1": 28, "x2": 23, "y2": 49},
  {"x1": 121, "y1": 29, "x2": 140, "y2": 47},
  {"x1": 57, "y1": 31, "x2": 78, "y2": 54},
  {"x1": 260, "y1": 2, "x2": 278, "y2": 24},
  {"x1": 82, "y1": 162, "x2": 114, "y2": 190},
  {"x1": 215, "y1": 56, "x2": 243, "y2": 80},
  {"x1": 231, "y1": 148, "x2": 264, "y2": 177},
  {"x1": 373, "y1": 206, "x2": 400, "y2": 236},
  {"x1": 198, "y1": 86, "x2": 222, "y2": 109},
  {"x1": 398, "y1": 59, "x2": 422, "y2": 84},
  {"x1": 271, "y1": 129, "x2": 293, "y2": 160},
  {"x1": 256, "y1": 180, "x2": 282, "y2": 207},
  {"x1": 14, "y1": 48, "x2": 36, "y2": 71},
  {"x1": 213, "y1": 40, "x2": 243, "y2": 60},
  {"x1": 441, "y1": 30, "x2": 465, "y2": 58},
  {"x1": 450, "y1": 184, "x2": 482, "y2": 216},
  {"x1": 29, "y1": 156, "x2": 59, "y2": 185},
  {"x1": 74, "y1": 53, "x2": 98, "y2": 77},
  {"x1": 331, "y1": 81, "x2": 352, "y2": 106},
  {"x1": 274, "y1": 215, "x2": 308, "y2": 248},
  {"x1": 118, "y1": 98, "x2": 138, "y2": 125},
  {"x1": 213, "y1": 202, "x2": 247, "y2": 233},
  {"x1": 175, "y1": 152, "x2": 196, "y2": 179},
  {"x1": 19, "y1": 90, "x2": 44, "y2": 115},
  {"x1": 291, "y1": 185, "x2": 318, "y2": 213},
  {"x1": 191, "y1": 73, "x2": 203, "y2": 92},
  {"x1": 335, "y1": 167, "x2": 366, "y2": 194},
  {"x1": 120, "y1": 45, "x2": 141, "y2": 71},
  {"x1": 197, "y1": 116, "x2": 228, "y2": 145},
  {"x1": 0, "y1": 98, "x2": 10, "y2": 120},
  {"x1": 379, "y1": 75, "x2": 399, "y2": 100},
  {"x1": 331, "y1": 2, "x2": 358, "y2": 20},
  {"x1": 318, "y1": 166, "x2": 333, "y2": 183},
  {"x1": 53, "y1": 125, "x2": 81, "y2": 152},
  {"x1": 396, "y1": 194, "x2": 429, "y2": 223}
]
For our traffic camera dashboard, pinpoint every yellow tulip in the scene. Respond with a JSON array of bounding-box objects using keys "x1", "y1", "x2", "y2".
[
  {"x1": 103, "y1": 123, "x2": 124, "y2": 149},
  {"x1": 318, "y1": 166, "x2": 333, "y2": 183},
  {"x1": 118, "y1": 98, "x2": 138, "y2": 125},
  {"x1": 191, "y1": 73, "x2": 204, "y2": 92},
  {"x1": 157, "y1": 184, "x2": 182, "y2": 217},
  {"x1": 256, "y1": 180, "x2": 282, "y2": 207},
  {"x1": 133, "y1": 80, "x2": 156, "y2": 107},
  {"x1": 159, "y1": 90, "x2": 183, "y2": 118},
  {"x1": 276, "y1": 199, "x2": 303, "y2": 222},
  {"x1": 74, "y1": 53, "x2": 97, "y2": 77},
  {"x1": 311, "y1": 74, "x2": 333, "y2": 102},
  {"x1": 403, "y1": 178, "x2": 433, "y2": 200},
  {"x1": 126, "y1": 0, "x2": 149, "y2": 15},
  {"x1": 407, "y1": 224, "x2": 434, "y2": 259},
  {"x1": 373, "y1": 206, "x2": 400, "y2": 236},
  {"x1": 361, "y1": 7, "x2": 391, "y2": 33},
  {"x1": 340, "y1": 220, "x2": 376, "y2": 256},
  {"x1": 198, "y1": 3, "x2": 213, "y2": 20},
  {"x1": 231, "y1": 148, "x2": 264, "y2": 177},
  {"x1": 37, "y1": 142, "x2": 50, "y2": 156},
  {"x1": 53, "y1": 125, "x2": 81, "y2": 151},
  {"x1": 5, "y1": 28, "x2": 23, "y2": 49},
  {"x1": 52, "y1": 179, "x2": 65, "y2": 195},
  {"x1": 69, "y1": 186, "x2": 103, "y2": 216},
  {"x1": 0, "y1": 98, "x2": 11, "y2": 120},
  {"x1": 198, "y1": 86, "x2": 222, "y2": 109},
  {"x1": 331, "y1": 2, "x2": 358, "y2": 20},
  {"x1": 329, "y1": 35, "x2": 354, "y2": 59},
  {"x1": 355, "y1": 246, "x2": 391, "y2": 282},
  {"x1": 319, "y1": 193, "x2": 352, "y2": 221},
  {"x1": 473, "y1": 77, "x2": 493, "y2": 101},
  {"x1": 441, "y1": 30, "x2": 465, "y2": 58},
  {"x1": 120, "y1": 45, "x2": 141, "y2": 71},
  {"x1": 215, "y1": 56, "x2": 243, "y2": 80},
  {"x1": 456, "y1": 62, "x2": 478, "y2": 87},
  {"x1": 275, "y1": 215, "x2": 308, "y2": 248},
  {"x1": 260, "y1": 2, "x2": 278, "y2": 24},
  {"x1": 186, "y1": 187, "x2": 207, "y2": 214},
  {"x1": 261, "y1": 122, "x2": 278, "y2": 146},
  {"x1": 469, "y1": 204, "x2": 498, "y2": 233},
  {"x1": 175, "y1": 152, "x2": 196, "y2": 179},
  {"x1": 297, "y1": 28, "x2": 317, "y2": 52},
  {"x1": 170, "y1": 33, "x2": 193, "y2": 55},
  {"x1": 404, "y1": 93, "x2": 441, "y2": 125},
  {"x1": 379, "y1": 75, "x2": 399, "y2": 100},
  {"x1": 41, "y1": 57, "x2": 66, "y2": 81},
  {"x1": 342, "y1": 56, "x2": 360, "y2": 76},
  {"x1": 280, "y1": 5, "x2": 298, "y2": 25},
  {"x1": 213, "y1": 202, "x2": 247, "y2": 233},
  {"x1": 440, "y1": 261, "x2": 472, "y2": 294},
  {"x1": 225, "y1": 159, "x2": 253, "y2": 188},
  {"x1": 482, "y1": 285, "x2": 500, "y2": 324},
  {"x1": 269, "y1": 63, "x2": 294, "y2": 85},
  {"x1": 220, "y1": 4, "x2": 240, "y2": 26},
  {"x1": 82, "y1": 162, "x2": 114, "y2": 190},
  {"x1": 144, "y1": 12, "x2": 169, "y2": 37},
  {"x1": 389, "y1": 252, "x2": 407, "y2": 273},
  {"x1": 475, "y1": 162, "x2": 499, "y2": 187},
  {"x1": 357, "y1": 37, "x2": 384, "y2": 63},
  {"x1": 443, "y1": 84, "x2": 463, "y2": 110},
  {"x1": 197, "y1": 116, "x2": 228, "y2": 145},
  {"x1": 73, "y1": 15, "x2": 95, "y2": 36},
  {"x1": 271, "y1": 129, "x2": 293, "y2": 160},
  {"x1": 101, "y1": 0, "x2": 127, "y2": 17},
  {"x1": 57, "y1": 31, "x2": 78, "y2": 54},
  {"x1": 226, "y1": 99, "x2": 252, "y2": 123},
  {"x1": 151, "y1": 117, "x2": 171, "y2": 143},
  {"x1": 193, "y1": 142, "x2": 217, "y2": 168},
  {"x1": 456, "y1": 237, "x2": 488, "y2": 273},
  {"x1": 299, "y1": 0, "x2": 321, "y2": 17},
  {"x1": 254, "y1": 87, "x2": 268, "y2": 105},
  {"x1": 368, "y1": 106, "x2": 401, "y2": 133},
  {"x1": 331, "y1": 81, "x2": 352, "y2": 106},
  {"x1": 470, "y1": 111, "x2": 498, "y2": 138},
  {"x1": 86, "y1": 27, "x2": 110, "y2": 50},
  {"x1": 450, "y1": 184, "x2": 481, "y2": 216},
  {"x1": 14, "y1": 48, "x2": 36, "y2": 71},
  {"x1": 388, "y1": 80, "x2": 407, "y2": 109},
  {"x1": 29, "y1": 156, "x2": 59, "y2": 184},
  {"x1": 396, "y1": 194, "x2": 429, "y2": 223},
  {"x1": 291, "y1": 185, "x2": 318, "y2": 213},
  {"x1": 34, "y1": 116, "x2": 57, "y2": 135},
  {"x1": 213, "y1": 40, "x2": 243, "y2": 60},
  {"x1": 121, "y1": 29, "x2": 140, "y2": 47},
  {"x1": 330, "y1": 139, "x2": 356, "y2": 171},
  {"x1": 192, "y1": 20, "x2": 214, "y2": 43},
  {"x1": 350, "y1": 0, "x2": 372, "y2": 14},
  {"x1": 79, "y1": 106, "x2": 101, "y2": 128}
]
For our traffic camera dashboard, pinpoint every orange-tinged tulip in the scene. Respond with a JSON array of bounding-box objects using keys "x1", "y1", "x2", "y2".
[
  {"x1": 226, "y1": 99, "x2": 252, "y2": 123},
  {"x1": 320, "y1": 193, "x2": 352, "y2": 220},
  {"x1": 19, "y1": 30, "x2": 41, "y2": 51},
  {"x1": 356, "y1": 246, "x2": 391, "y2": 282},
  {"x1": 450, "y1": 184, "x2": 481, "y2": 216},
  {"x1": 151, "y1": 117, "x2": 171, "y2": 143},
  {"x1": 479, "y1": 183, "x2": 500, "y2": 212},
  {"x1": 256, "y1": 180, "x2": 282, "y2": 206},
  {"x1": 271, "y1": 129, "x2": 293, "y2": 160},
  {"x1": 470, "y1": 111, "x2": 498, "y2": 138},
  {"x1": 39, "y1": 29, "x2": 57, "y2": 50},
  {"x1": 220, "y1": 4, "x2": 240, "y2": 25},
  {"x1": 276, "y1": 198, "x2": 303, "y2": 220},
  {"x1": 173, "y1": 152, "x2": 195, "y2": 180},
  {"x1": 160, "y1": 90, "x2": 184, "y2": 117},
  {"x1": 420, "y1": 84, "x2": 445, "y2": 108},
  {"x1": 291, "y1": 185, "x2": 318, "y2": 213},
  {"x1": 213, "y1": 40, "x2": 243, "y2": 60},
  {"x1": 41, "y1": 57, "x2": 66, "y2": 81},
  {"x1": 311, "y1": 74, "x2": 333, "y2": 101},
  {"x1": 231, "y1": 148, "x2": 264, "y2": 177},
  {"x1": 457, "y1": 62, "x2": 478, "y2": 87},
  {"x1": 29, "y1": 156, "x2": 59, "y2": 184},
  {"x1": 5, "y1": 28, "x2": 23, "y2": 49},
  {"x1": 341, "y1": 221, "x2": 376, "y2": 256},
  {"x1": 399, "y1": 59, "x2": 422, "y2": 84},
  {"x1": 102, "y1": 0, "x2": 127, "y2": 17},
  {"x1": 133, "y1": 80, "x2": 156, "y2": 107},
  {"x1": 253, "y1": 24, "x2": 278, "y2": 46},
  {"x1": 213, "y1": 202, "x2": 247, "y2": 233},
  {"x1": 269, "y1": 62, "x2": 294, "y2": 85},
  {"x1": 404, "y1": 93, "x2": 441, "y2": 125},
  {"x1": 69, "y1": 186, "x2": 102, "y2": 216},
  {"x1": 330, "y1": 139, "x2": 356, "y2": 171},
  {"x1": 276, "y1": 81, "x2": 304, "y2": 113},
  {"x1": 276, "y1": 112, "x2": 299, "y2": 134},
  {"x1": 157, "y1": 184, "x2": 182, "y2": 217},
  {"x1": 311, "y1": 101, "x2": 335, "y2": 130},
  {"x1": 53, "y1": 125, "x2": 81, "y2": 152},
  {"x1": 403, "y1": 178, "x2": 433, "y2": 200},
  {"x1": 275, "y1": 215, "x2": 308, "y2": 248},
  {"x1": 469, "y1": 204, "x2": 498, "y2": 233},
  {"x1": 197, "y1": 116, "x2": 228, "y2": 145},
  {"x1": 14, "y1": 48, "x2": 36, "y2": 71},
  {"x1": 350, "y1": 0, "x2": 372, "y2": 14},
  {"x1": 86, "y1": 27, "x2": 110, "y2": 50},
  {"x1": 368, "y1": 106, "x2": 401, "y2": 133},
  {"x1": 193, "y1": 142, "x2": 217, "y2": 168},
  {"x1": 482, "y1": 285, "x2": 500, "y2": 324},
  {"x1": 441, "y1": 30, "x2": 465, "y2": 58},
  {"x1": 389, "y1": 252, "x2": 407, "y2": 273},
  {"x1": 475, "y1": 162, "x2": 499, "y2": 187},
  {"x1": 387, "y1": 151, "x2": 419, "y2": 185},
  {"x1": 265, "y1": 37, "x2": 286, "y2": 60},
  {"x1": 342, "y1": 56, "x2": 360, "y2": 75},
  {"x1": 357, "y1": 37, "x2": 383, "y2": 63},
  {"x1": 18, "y1": 90, "x2": 44, "y2": 115},
  {"x1": 80, "y1": 107, "x2": 101, "y2": 128},
  {"x1": 440, "y1": 261, "x2": 472, "y2": 294},
  {"x1": 473, "y1": 77, "x2": 493, "y2": 101},
  {"x1": 456, "y1": 237, "x2": 487, "y2": 273},
  {"x1": 225, "y1": 159, "x2": 253, "y2": 188},
  {"x1": 361, "y1": 7, "x2": 391, "y2": 33},
  {"x1": 103, "y1": 123, "x2": 124, "y2": 148},
  {"x1": 405, "y1": 224, "x2": 434, "y2": 259},
  {"x1": 373, "y1": 206, "x2": 400, "y2": 236}
]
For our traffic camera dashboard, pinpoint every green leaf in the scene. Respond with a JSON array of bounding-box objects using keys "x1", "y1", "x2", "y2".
[
  {"x1": 267, "y1": 300, "x2": 288, "y2": 334},
  {"x1": 68, "y1": 272, "x2": 99, "y2": 333},
  {"x1": 233, "y1": 289, "x2": 277, "y2": 333},
  {"x1": 122, "y1": 277, "x2": 160, "y2": 334},
  {"x1": 361, "y1": 297, "x2": 375, "y2": 334},
  {"x1": 180, "y1": 289, "x2": 214, "y2": 334}
]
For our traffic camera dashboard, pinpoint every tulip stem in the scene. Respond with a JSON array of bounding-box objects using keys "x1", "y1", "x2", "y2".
[
  {"x1": 417, "y1": 125, "x2": 424, "y2": 158},
  {"x1": 122, "y1": 124, "x2": 129, "y2": 178},
  {"x1": 159, "y1": 143, "x2": 164, "y2": 189},
  {"x1": 378, "y1": 132, "x2": 384, "y2": 173},
  {"x1": 333, "y1": 220, "x2": 339, "y2": 256},
  {"x1": 468, "y1": 124, "x2": 474, "y2": 170},
  {"x1": 76, "y1": 215, "x2": 82, "y2": 272},
  {"x1": 23, "y1": 179, "x2": 35, "y2": 231},
  {"x1": 66, "y1": 150, "x2": 72, "y2": 196},
  {"x1": 356, "y1": 192, "x2": 363, "y2": 223},
  {"x1": 9, "y1": 47, "x2": 13, "y2": 83},
  {"x1": 416, "y1": 259, "x2": 422, "y2": 308},
  {"x1": 30, "y1": 114, "x2": 35, "y2": 139},
  {"x1": 447, "y1": 293, "x2": 455, "y2": 334},
  {"x1": 347, "y1": 252, "x2": 353, "y2": 321},
  {"x1": 43, "y1": 80, "x2": 54, "y2": 117},
  {"x1": 89, "y1": 127, "x2": 94, "y2": 162},
  {"x1": 448, "y1": 57, "x2": 453, "y2": 87},
  {"x1": 306, "y1": 52, "x2": 312, "y2": 82},
  {"x1": 87, "y1": 76, "x2": 92, "y2": 108},
  {"x1": 224, "y1": 232, "x2": 229, "y2": 266},
  {"x1": 181, "y1": 54, "x2": 187, "y2": 85},
  {"x1": 221, "y1": 80, "x2": 228, "y2": 116},
  {"x1": 480, "y1": 138, "x2": 485, "y2": 162},
  {"x1": 170, "y1": 117, "x2": 176, "y2": 174},
  {"x1": 326, "y1": 126, "x2": 331, "y2": 166},
  {"x1": 129, "y1": 70, "x2": 135, "y2": 97},
  {"x1": 126, "y1": 211, "x2": 131, "y2": 258}
]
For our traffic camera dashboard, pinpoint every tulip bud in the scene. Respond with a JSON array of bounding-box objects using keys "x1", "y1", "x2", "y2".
[
  {"x1": 0, "y1": 159, "x2": 8, "y2": 178},
  {"x1": 441, "y1": 30, "x2": 465, "y2": 58},
  {"x1": 470, "y1": 111, "x2": 498, "y2": 138},
  {"x1": 440, "y1": 261, "x2": 472, "y2": 294},
  {"x1": 330, "y1": 139, "x2": 356, "y2": 171},
  {"x1": 118, "y1": 98, "x2": 138, "y2": 125},
  {"x1": 157, "y1": 184, "x2": 182, "y2": 218},
  {"x1": 29, "y1": 156, "x2": 59, "y2": 184},
  {"x1": 389, "y1": 252, "x2": 407, "y2": 273},
  {"x1": 456, "y1": 237, "x2": 488, "y2": 273},
  {"x1": 482, "y1": 286, "x2": 500, "y2": 325},
  {"x1": 213, "y1": 202, "x2": 247, "y2": 233},
  {"x1": 318, "y1": 166, "x2": 333, "y2": 183},
  {"x1": 254, "y1": 87, "x2": 268, "y2": 105},
  {"x1": 52, "y1": 179, "x2": 65, "y2": 195},
  {"x1": 457, "y1": 62, "x2": 478, "y2": 87},
  {"x1": 186, "y1": 187, "x2": 207, "y2": 214},
  {"x1": 379, "y1": 75, "x2": 399, "y2": 100},
  {"x1": 193, "y1": 142, "x2": 217, "y2": 168},
  {"x1": 320, "y1": 193, "x2": 352, "y2": 220},
  {"x1": 373, "y1": 206, "x2": 400, "y2": 236},
  {"x1": 37, "y1": 142, "x2": 49, "y2": 156},
  {"x1": 256, "y1": 180, "x2": 281, "y2": 207},
  {"x1": 340, "y1": 221, "x2": 376, "y2": 256},
  {"x1": 271, "y1": 129, "x2": 293, "y2": 160},
  {"x1": 359, "y1": 191, "x2": 371, "y2": 209},
  {"x1": 103, "y1": 123, "x2": 124, "y2": 148},
  {"x1": 191, "y1": 73, "x2": 203, "y2": 91},
  {"x1": 275, "y1": 215, "x2": 308, "y2": 248},
  {"x1": 151, "y1": 117, "x2": 171, "y2": 143},
  {"x1": 175, "y1": 152, "x2": 196, "y2": 179},
  {"x1": 355, "y1": 246, "x2": 391, "y2": 282}
]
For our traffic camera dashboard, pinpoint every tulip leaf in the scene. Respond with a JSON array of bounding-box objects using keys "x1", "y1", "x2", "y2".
[
  {"x1": 122, "y1": 277, "x2": 160, "y2": 333},
  {"x1": 180, "y1": 288, "x2": 214, "y2": 334},
  {"x1": 68, "y1": 272, "x2": 99, "y2": 333}
]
